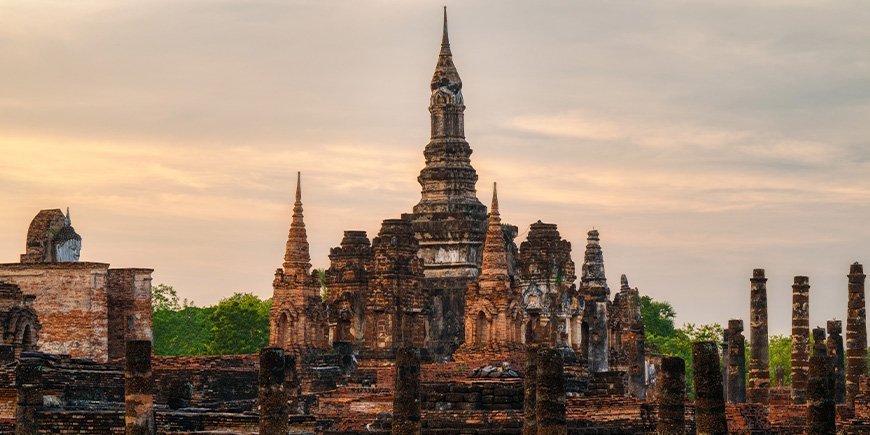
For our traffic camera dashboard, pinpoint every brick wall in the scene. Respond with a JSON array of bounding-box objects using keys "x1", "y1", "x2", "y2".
[
  {"x1": 0, "y1": 263, "x2": 110, "y2": 362},
  {"x1": 106, "y1": 268, "x2": 153, "y2": 363}
]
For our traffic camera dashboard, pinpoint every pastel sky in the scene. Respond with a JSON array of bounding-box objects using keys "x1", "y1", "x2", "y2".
[{"x1": 2, "y1": 1, "x2": 869, "y2": 336}]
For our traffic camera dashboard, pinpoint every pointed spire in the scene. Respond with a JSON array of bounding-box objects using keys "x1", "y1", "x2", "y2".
[
  {"x1": 283, "y1": 172, "x2": 311, "y2": 278},
  {"x1": 65, "y1": 207, "x2": 71, "y2": 226},
  {"x1": 431, "y1": 6, "x2": 461, "y2": 91},
  {"x1": 295, "y1": 171, "x2": 301, "y2": 204},
  {"x1": 490, "y1": 182, "x2": 499, "y2": 218},
  {"x1": 440, "y1": 6, "x2": 451, "y2": 55},
  {"x1": 479, "y1": 182, "x2": 509, "y2": 291}
]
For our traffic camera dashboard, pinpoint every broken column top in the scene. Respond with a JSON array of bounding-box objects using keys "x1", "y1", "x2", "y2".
[
  {"x1": 827, "y1": 320, "x2": 842, "y2": 334},
  {"x1": 849, "y1": 262, "x2": 864, "y2": 276},
  {"x1": 728, "y1": 319, "x2": 744, "y2": 332},
  {"x1": 812, "y1": 328, "x2": 827, "y2": 355},
  {"x1": 793, "y1": 275, "x2": 809, "y2": 286},
  {"x1": 751, "y1": 269, "x2": 767, "y2": 281}
]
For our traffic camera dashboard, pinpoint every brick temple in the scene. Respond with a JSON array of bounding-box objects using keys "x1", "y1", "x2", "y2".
[{"x1": 1, "y1": 9, "x2": 869, "y2": 435}]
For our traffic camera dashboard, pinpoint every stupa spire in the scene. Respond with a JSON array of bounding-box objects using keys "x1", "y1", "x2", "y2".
[
  {"x1": 479, "y1": 183, "x2": 508, "y2": 288},
  {"x1": 283, "y1": 172, "x2": 311, "y2": 277}
]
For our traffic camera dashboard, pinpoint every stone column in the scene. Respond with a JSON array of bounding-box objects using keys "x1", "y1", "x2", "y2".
[
  {"x1": 536, "y1": 347, "x2": 567, "y2": 435},
  {"x1": 693, "y1": 341, "x2": 728, "y2": 435},
  {"x1": 657, "y1": 356, "x2": 686, "y2": 435},
  {"x1": 807, "y1": 327, "x2": 835, "y2": 434},
  {"x1": 826, "y1": 320, "x2": 846, "y2": 404},
  {"x1": 791, "y1": 276, "x2": 810, "y2": 405},
  {"x1": 589, "y1": 301, "x2": 609, "y2": 373},
  {"x1": 726, "y1": 319, "x2": 746, "y2": 403},
  {"x1": 285, "y1": 355, "x2": 300, "y2": 414},
  {"x1": 15, "y1": 359, "x2": 42, "y2": 435},
  {"x1": 846, "y1": 262, "x2": 867, "y2": 405},
  {"x1": 748, "y1": 268, "x2": 770, "y2": 406},
  {"x1": 392, "y1": 346, "x2": 421, "y2": 435},
  {"x1": 523, "y1": 309, "x2": 541, "y2": 435},
  {"x1": 259, "y1": 347, "x2": 289, "y2": 434},
  {"x1": 125, "y1": 340, "x2": 155, "y2": 435}
]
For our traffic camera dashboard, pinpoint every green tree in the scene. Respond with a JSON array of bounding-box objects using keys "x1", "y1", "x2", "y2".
[
  {"x1": 153, "y1": 306, "x2": 214, "y2": 356},
  {"x1": 152, "y1": 284, "x2": 214, "y2": 356},
  {"x1": 640, "y1": 295, "x2": 676, "y2": 338},
  {"x1": 207, "y1": 293, "x2": 271, "y2": 355},
  {"x1": 152, "y1": 283, "x2": 181, "y2": 312},
  {"x1": 768, "y1": 334, "x2": 791, "y2": 386}
]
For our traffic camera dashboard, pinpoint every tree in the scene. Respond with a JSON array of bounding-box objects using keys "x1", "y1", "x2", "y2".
[
  {"x1": 640, "y1": 295, "x2": 676, "y2": 338},
  {"x1": 152, "y1": 283, "x2": 181, "y2": 312},
  {"x1": 207, "y1": 293, "x2": 271, "y2": 355},
  {"x1": 153, "y1": 305, "x2": 214, "y2": 356}
]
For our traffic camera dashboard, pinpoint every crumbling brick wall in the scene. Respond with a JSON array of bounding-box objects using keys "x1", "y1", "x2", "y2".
[{"x1": 0, "y1": 262, "x2": 110, "y2": 362}]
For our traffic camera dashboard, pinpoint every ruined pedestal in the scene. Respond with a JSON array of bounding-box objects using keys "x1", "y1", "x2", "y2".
[
  {"x1": 726, "y1": 319, "x2": 746, "y2": 403},
  {"x1": 807, "y1": 328, "x2": 835, "y2": 434},
  {"x1": 259, "y1": 347, "x2": 289, "y2": 434},
  {"x1": 748, "y1": 268, "x2": 770, "y2": 406},
  {"x1": 125, "y1": 340, "x2": 155, "y2": 435},
  {"x1": 790, "y1": 276, "x2": 810, "y2": 405},
  {"x1": 826, "y1": 320, "x2": 846, "y2": 404},
  {"x1": 536, "y1": 347, "x2": 566, "y2": 435},
  {"x1": 15, "y1": 359, "x2": 42, "y2": 435},
  {"x1": 846, "y1": 262, "x2": 866, "y2": 405},
  {"x1": 693, "y1": 341, "x2": 728, "y2": 435},
  {"x1": 392, "y1": 347, "x2": 421, "y2": 435},
  {"x1": 657, "y1": 356, "x2": 686, "y2": 435}
]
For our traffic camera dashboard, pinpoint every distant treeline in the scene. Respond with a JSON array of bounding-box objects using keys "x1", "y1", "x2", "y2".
[{"x1": 151, "y1": 284, "x2": 270, "y2": 356}]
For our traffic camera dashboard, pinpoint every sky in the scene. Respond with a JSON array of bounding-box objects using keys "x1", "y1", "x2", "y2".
[{"x1": 1, "y1": 0, "x2": 869, "y2": 336}]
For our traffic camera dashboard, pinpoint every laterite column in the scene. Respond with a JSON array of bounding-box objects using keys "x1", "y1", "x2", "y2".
[
  {"x1": 791, "y1": 276, "x2": 810, "y2": 404},
  {"x1": 259, "y1": 347, "x2": 289, "y2": 434},
  {"x1": 125, "y1": 340, "x2": 155, "y2": 435},
  {"x1": 657, "y1": 356, "x2": 686, "y2": 435},
  {"x1": 826, "y1": 320, "x2": 846, "y2": 404},
  {"x1": 693, "y1": 341, "x2": 728, "y2": 435},
  {"x1": 15, "y1": 359, "x2": 42, "y2": 435},
  {"x1": 846, "y1": 262, "x2": 866, "y2": 405},
  {"x1": 748, "y1": 269, "x2": 770, "y2": 406},
  {"x1": 392, "y1": 346, "x2": 421, "y2": 435},
  {"x1": 807, "y1": 328, "x2": 835, "y2": 434},
  {"x1": 536, "y1": 346, "x2": 566, "y2": 435}
]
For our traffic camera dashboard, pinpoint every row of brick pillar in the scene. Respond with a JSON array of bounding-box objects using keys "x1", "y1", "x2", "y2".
[{"x1": 746, "y1": 264, "x2": 864, "y2": 410}]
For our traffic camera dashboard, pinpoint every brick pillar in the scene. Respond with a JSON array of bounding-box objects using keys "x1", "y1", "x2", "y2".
[
  {"x1": 589, "y1": 301, "x2": 609, "y2": 373},
  {"x1": 693, "y1": 341, "x2": 728, "y2": 435},
  {"x1": 15, "y1": 359, "x2": 42, "y2": 435},
  {"x1": 125, "y1": 340, "x2": 155, "y2": 435},
  {"x1": 748, "y1": 268, "x2": 770, "y2": 406},
  {"x1": 392, "y1": 346, "x2": 421, "y2": 435},
  {"x1": 807, "y1": 327, "x2": 835, "y2": 434},
  {"x1": 846, "y1": 262, "x2": 867, "y2": 405},
  {"x1": 826, "y1": 320, "x2": 846, "y2": 404},
  {"x1": 790, "y1": 276, "x2": 810, "y2": 405},
  {"x1": 657, "y1": 356, "x2": 686, "y2": 435},
  {"x1": 726, "y1": 319, "x2": 746, "y2": 403},
  {"x1": 536, "y1": 346, "x2": 566, "y2": 435},
  {"x1": 259, "y1": 347, "x2": 289, "y2": 434},
  {"x1": 523, "y1": 309, "x2": 542, "y2": 435},
  {"x1": 285, "y1": 355, "x2": 300, "y2": 414}
]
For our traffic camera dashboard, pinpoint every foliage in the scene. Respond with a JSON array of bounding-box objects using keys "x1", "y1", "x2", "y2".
[
  {"x1": 152, "y1": 285, "x2": 271, "y2": 356},
  {"x1": 153, "y1": 305, "x2": 214, "y2": 356},
  {"x1": 768, "y1": 334, "x2": 792, "y2": 386},
  {"x1": 316, "y1": 269, "x2": 328, "y2": 301},
  {"x1": 152, "y1": 284, "x2": 181, "y2": 312},
  {"x1": 207, "y1": 293, "x2": 272, "y2": 355},
  {"x1": 640, "y1": 295, "x2": 676, "y2": 338}
]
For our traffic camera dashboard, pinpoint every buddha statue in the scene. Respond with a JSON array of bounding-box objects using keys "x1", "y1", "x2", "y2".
[{"x1": 53, "y1": 208, "x2": 81, "y2": 262}]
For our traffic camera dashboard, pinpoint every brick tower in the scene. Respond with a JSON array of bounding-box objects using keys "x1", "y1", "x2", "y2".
[{"x1": 406, "y1": 9, "x2": 488, "y2": 357}]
